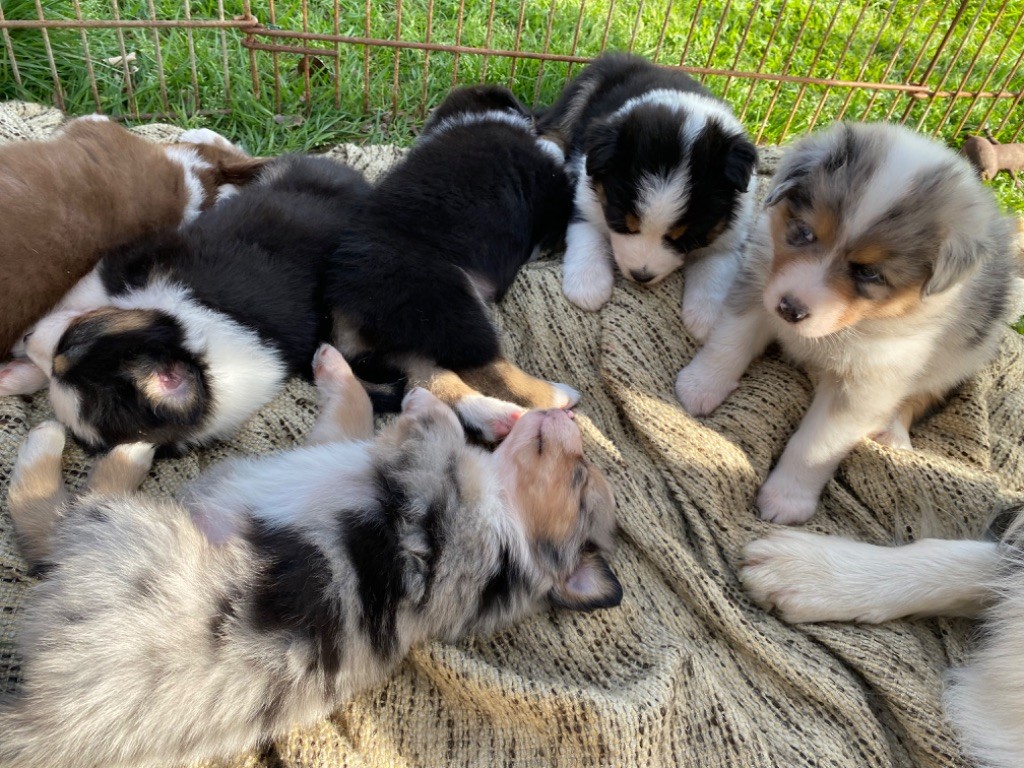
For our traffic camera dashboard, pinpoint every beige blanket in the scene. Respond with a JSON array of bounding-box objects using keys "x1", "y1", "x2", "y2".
[{"x1": 2, "y1": 100, "x2": 1023, "y2": 768}]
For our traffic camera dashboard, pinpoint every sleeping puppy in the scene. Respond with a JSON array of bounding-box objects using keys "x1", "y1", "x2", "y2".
[
  {"x1": 537, "y1": 52, "x2": 758, "y2": 336},
  {"x1": 675, "y1": 122, "x2": 1021, "y2": 524},
  {"x1": 741, "y1": 504, "x2": 1024, "y2": 768},
  {"x1": 328, "y1": 85, "x2": 578, "y2": 441},
  {"x1": 0, "y1": 116, "x2": 263, "y2": 363},
  {"x1": 0, "y1": 344, "x2": 622, "y2": 768},
  {"x1": 8, "y1": 156, "x2": 371, "y2": 451}
]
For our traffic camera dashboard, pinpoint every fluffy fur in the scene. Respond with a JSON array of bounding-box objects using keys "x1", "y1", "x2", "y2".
[
  {"x1": 537, "y1": 53, "x2": 757, "y2": 335},
  {"x1": 0, "y1": 344, "x2": 621, "y2": 768},
  {"x1": 675, "y1": 122, "x2": 1021, "y2": 524},
  {"x1": 740, "y1": 509, "x2": 1024, "y2": 768},
  {"x1": 8, "y1": 156, "x2": 371, "y2": 451},
  {"x1": 0, "y1": 116, "x2": 264, "y2": 359},
  {"x1": 327, "y1": 85, "x2": 579, "y2": 441}
]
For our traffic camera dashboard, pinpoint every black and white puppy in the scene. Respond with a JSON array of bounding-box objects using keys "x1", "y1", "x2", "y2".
[
  {"x1": 15, "y1": 156, "x2": 371, "y2": 451},
  {"x1": 538, "y1": 52, "x2": 758, "y2": 337},
  {"x1": 0, "y1": 344, "x2": 621, "y2": 768},
  {"x1": 328, "y1": 85, "x2": 579, "y2": 441}
]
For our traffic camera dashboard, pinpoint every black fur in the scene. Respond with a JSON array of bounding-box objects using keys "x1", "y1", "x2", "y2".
[{"x1": 326, "y1": 85, "x2": 572, "y2": 377}]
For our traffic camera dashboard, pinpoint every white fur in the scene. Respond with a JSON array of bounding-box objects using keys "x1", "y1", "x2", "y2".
[
  {"x1": 763, "y1": 259, "x2": 848, "y2": 339},
  {"x1": 535, "y1": 137, "x2": 565, "y2": 165},
  {"x1": 163, "y1": 146, "x2": 213, "y2": 226},
  {"x1": 607, "y1": 170, "x2": 689, "y2": 283},
  {"x1": 562, "y1": 219, "x2": 616, "y2": 311},
  {"x1": 424, "y1": 109, "x2": 532, "y2": 142},
  {"x1": 177, "y1": 127, "x2": 233, "y2": 149},
  {"x1": 741, "y1": 529, "x2": 999, "y2": 623},
  {"x1": 0, "y1": 359, "x2": 49, "y2": 396},
  {"x1": 455, "y1": 394, "x2": 526, "y2": 442}
]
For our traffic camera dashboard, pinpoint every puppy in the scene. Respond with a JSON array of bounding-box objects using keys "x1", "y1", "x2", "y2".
[
  {"x1": 675, "y1": 122, "x2": 1021, "y2": 524},
  {"x1": 740, "y1": 506, "x2": 1024, "y2": 768},
  {"x1": 7, "y1": 156, "x2": 371, "y2": 451},
  {"x1": 537, "y1": 52, "x2": 758, "y2": 336},
  {"x1": 0, "y1": 116, "x2": 263, "y2": 362},
  {"x1": 328, "y1": 85, "x2": 578, "y2": 441},
  {"x1": 0, "y1": 344, "x2": 622, "y2": 768}
]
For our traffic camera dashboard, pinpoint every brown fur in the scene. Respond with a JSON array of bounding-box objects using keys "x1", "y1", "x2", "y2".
[
  {"x1": 458, "y1": 358, "x2": 570, "y2": 409},
  {"x1": 0, "y1": 118, "x2": 262, "y2": 357},
  {"x1": 962, "y1": 135, "x2": 1024, "y2": 182}
]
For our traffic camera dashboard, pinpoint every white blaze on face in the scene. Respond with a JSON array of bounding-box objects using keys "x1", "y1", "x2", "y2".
[
  {"x1": 608, "y1": 170, "x2": 688, "y2": 283},
  {"x1": 763, "y1": 258, "x2": 848, "y2": 339}
]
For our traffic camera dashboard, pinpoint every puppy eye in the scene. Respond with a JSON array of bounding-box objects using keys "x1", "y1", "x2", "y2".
[
  {"x1": 851, "y1": 263, "x2": 885, "y2": 284},
  {"x1": 786, "y1": 219, "x2": 815, "y2": 246},
  {"x1": 624, "y1": 214, "x2": 641, "y2": 235},
  {"x1": 667, "y1": 224, "x2": 687, "y2": 241}
]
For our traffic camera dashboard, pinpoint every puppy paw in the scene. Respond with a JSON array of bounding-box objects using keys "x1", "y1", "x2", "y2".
[
  {"x1": 674, "y1": 364, "x2": 735, "y2": 416},
  {"x1": 756, "y1": 470, "x2": 819, "y2": 525},
  {"x1": 562, "y1": 257, "x2": 614, "y2": 311},
  {"x1": 0, "y1": 359, "x2": 48, "y2": 396},
  {"x1": 547, "y1": 381, "x2": 581, "y2": 409},
  {"x1": 313, "y1": 344, "x2": 356, "y2": 391},
  {"x1": 681, "y1": 297, "x2": 719, "y2": 343},
  {"x1": 19, "y1": 421, "x2": 66, "y2": 464},
  {"x1": 871, "y1": 422, "x2": 914, "y2": 451},
  {"x1": 456, "y1": 395, "x2": 525, "y2": 442},
  {"x1": 741, "y1": 530, "x2": 853, "y2": 623}
]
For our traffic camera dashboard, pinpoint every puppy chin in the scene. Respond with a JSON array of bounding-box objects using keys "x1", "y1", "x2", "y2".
[
  {"x1": 608, "y1": 232, "x2": 681, "y2": 285},
  {"x1": 25, "y1": 310, "x2": 80, "y2": 374}
]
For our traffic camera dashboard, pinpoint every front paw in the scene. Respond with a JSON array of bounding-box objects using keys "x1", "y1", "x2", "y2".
[
  {"x1": 757, "y1": 470, "x2": 820, "y2": 525},
  {"x1": 562, "y1": 253, "x2": 614, "y2": 311},
  {"x1": 674, "y1": 364, "x2": 735, "y2": 416},
  {"x1": 0, "y1": 359, "x2": 49, "y2": 396},
  {"x1": 547, "y1": 381, "x2": 581, "y2": 409},
  {"x1": 456, "y1": 395, "x2": 525, "y2": 442},
  {"x1": 681, "y1": 295, "x2": 719, "y2": 343}
]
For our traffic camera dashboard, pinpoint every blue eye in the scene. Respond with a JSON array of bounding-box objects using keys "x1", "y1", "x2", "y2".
[
  {"x1": 786, "y1": 219, "x2": 815, "y2": 246},
  {"x1": 851, "y1": 263, "x2": 884, "y2": 284}
]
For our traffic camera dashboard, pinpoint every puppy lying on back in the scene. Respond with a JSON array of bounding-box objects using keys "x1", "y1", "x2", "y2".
[
  {"x1": 5, "y1": 156, "x2": 370, "y2": 451},
  {"x1": 0, "y1": 344, "x2": 621, "y2": 768},
  {"x1": 538, "y1": 53, "x2": 757, "y2": 337},
  {"x1": 676, "y1": 122, "x2": 1020, "y2": 524},
  {"x1": 329, "y1": 85, "x2": 578, "y2": 440},
  {"x1": 0, "y1": 116, "x2": 263, "y2": 361}
]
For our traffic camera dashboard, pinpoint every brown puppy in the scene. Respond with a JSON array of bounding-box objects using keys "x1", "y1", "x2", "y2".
[{"x1": 0, "y1": 116, "x2": 263, "y2": 359}]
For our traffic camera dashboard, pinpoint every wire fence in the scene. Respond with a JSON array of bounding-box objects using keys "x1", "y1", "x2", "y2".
[{"x1": 1, "y1": 0, "x2": 1022, "y2": 146}]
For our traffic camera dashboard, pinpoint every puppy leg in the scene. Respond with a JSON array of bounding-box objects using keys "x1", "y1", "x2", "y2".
[
  {"x1": 562, "y1": 220, "x2": 615, "y2": 311},
  {"x1": 681, "y1": 251, "x2": 740, "y2": 343},
  {"x1": 88, "y1": 442, "x2": 156, "y2": 495},
  {"x1": 741, "y1": 529, "x2": 999, "y2": 623},
  {"x1": 675, "y1": 307, "x2": 773, "y2": 415},
  {"x1": 8, "y1": 421, "x2": 70, "y2": 564},
  {"x1": 458, "y1": 358, "x2": 580, "y2": 410},
  {"x1": 757, "y1": 376, "x2": 905, "y2": 524},
  {"x1": 307, "y1": 343, "x2": 374, "y2": 445},
  {"x1": 406, "y1": 359, "x2": 524, "y2": 442},
  {"x1": 177, "y1": 127, "x2": 238, "y2": 150},
  {"x1": 0, "y1": 358, "x2": 49, "y2": 396}
]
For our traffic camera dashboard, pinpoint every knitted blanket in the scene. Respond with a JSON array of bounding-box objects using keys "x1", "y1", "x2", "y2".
[{"x1": 2, "y1": 100, "x2": 1023, "y2": 768}]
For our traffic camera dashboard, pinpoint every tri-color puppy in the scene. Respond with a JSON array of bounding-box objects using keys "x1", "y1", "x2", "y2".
[
  {"x1": 0, "y1": 117, "x2": 263, "y2": 363},
  {"x1": 328, "y1": 85, "x2": 578, "y2": 441},
  {"x1": 676, "y1": 122, "x2": 1021, "y2": 524},
  {"x1": 7, "y1": 155, "x2": 371, "y2": 451},
  {"x1": 538, "y1": 53, "x2": 757, "y2": 337},
  {"x1": 741, "y1": 504, "x2": 1024, "y2": 768},
  {"x1": 0, "y1": 344, "x2": 621, "y2": 768}
]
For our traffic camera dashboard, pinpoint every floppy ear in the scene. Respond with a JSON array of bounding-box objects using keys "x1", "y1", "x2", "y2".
[
  {"x1": 550, "y1": 547, "x2": 623, "y2": 612},
  {"x1": 137, "y1": 360, "x2": 204, "y2": 419},
  {"x1": 584, "y1": 118, "x2": 621, "y2": 179},
  {"x1": 724, "y1": 137, "x2": 758, "y2": 192},
  {"x1": 923, "y1": 233, "x2": 983, "y2": 296},
  {"x1": 216, "y1": 156, "x2": 268, "y2": 186}
]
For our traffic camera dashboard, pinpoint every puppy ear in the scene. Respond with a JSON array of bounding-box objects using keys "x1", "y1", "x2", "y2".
[
  {"x1": 923, "y1": 233, "x2": 983, "y2": 296},
  {"x1": 724, "y1": 137, "x2": 758, "y2": 192},
  {"x1": 584, "y1": 118, "x2": 620, "y2": 179},
  {"x1": 137, "y1": 360, "x2": 204, "y2": 419},
  {"x1": 550, "y1": 547, "x2": 623, "y2": 612},
  {"x1": 216, "y1": 156, "x2": 267, "y2": 186}
]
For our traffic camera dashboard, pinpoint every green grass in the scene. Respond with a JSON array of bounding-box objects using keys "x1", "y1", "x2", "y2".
[{"x1": 1, "y1": 0, "x2": 1022, "y2": 214}]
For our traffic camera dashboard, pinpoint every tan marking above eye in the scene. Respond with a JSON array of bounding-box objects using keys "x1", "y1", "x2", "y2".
[
  {"x1": 625, "y1": 214, "x2": 641, "y2": 234},
  {"x1": 668, "y1": 224, "x2": 687, "y2": 240}
]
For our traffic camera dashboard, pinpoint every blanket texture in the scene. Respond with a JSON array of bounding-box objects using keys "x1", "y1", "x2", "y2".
[{"x1": 2, "y1": 100, "x2": 1023, "y2": 768}]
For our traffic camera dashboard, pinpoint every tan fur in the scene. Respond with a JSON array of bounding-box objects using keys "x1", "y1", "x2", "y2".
[
  {"x1": 458, "y1": 358, "x2": 568, "y2": 408},
  {"x1": 405, "y1": 359, "x2": 479, "y2": 407},
  {"x1": 307, "y1": 345, "x2": 375, "y2": 445},
  {"x1": 0, "y1": 118, "x2": 262, "y2": 357}
]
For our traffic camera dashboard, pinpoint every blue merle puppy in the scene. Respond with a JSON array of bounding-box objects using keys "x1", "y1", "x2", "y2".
[{"x1": 0, "y1": 344, "x2": 621, "y2": 768}]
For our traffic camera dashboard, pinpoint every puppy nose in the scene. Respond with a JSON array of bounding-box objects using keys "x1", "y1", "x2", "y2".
[
  {"x1": 630, "y1": 269, "x2": 655, "y2": 284},
  {"x1": 776, "y1": 295, "x2": 810, "y2": 324}
]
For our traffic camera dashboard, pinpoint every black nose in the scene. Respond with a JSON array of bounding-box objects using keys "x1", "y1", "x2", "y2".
[
  {"x1": 630, "y1": 269, "x2": 655, "y2": 284},
  {"x1": 776, "y1": 295, "x2": 810, "y2": 323}
]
